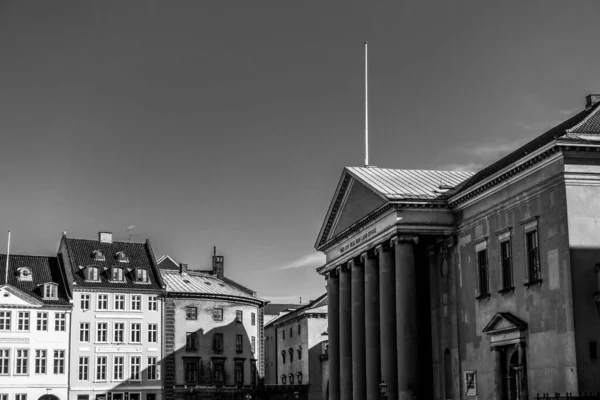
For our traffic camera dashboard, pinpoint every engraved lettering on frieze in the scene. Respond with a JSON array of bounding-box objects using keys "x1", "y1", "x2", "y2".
[{"x1": 340, "y1": 227, "x2": 377, "y2": 254}]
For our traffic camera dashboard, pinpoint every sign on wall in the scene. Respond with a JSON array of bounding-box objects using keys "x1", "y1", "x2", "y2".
[{"x1": 465, "y1": 371, "x2": 477, "y2": 396}]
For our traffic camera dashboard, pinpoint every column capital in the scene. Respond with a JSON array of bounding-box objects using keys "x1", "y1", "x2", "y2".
[
  {"x1": 374, "y1": 243, "x2": 387, "y2": 255},
  {"x1": 426, "y1": 244, "x2": 436, "y2": 257},
  {"x1": 329, "y1": 268, "x2": 340, "y2": 279},
  {"x1": 360, "y1": 249, "x2": 376, "y2": 262},
  {"x1": 390, "y1": 235, "x2": 419, "y2": 246},
  {"x1": 444, "y1": 236, "x2": 456, "y2": 249},
  {"x1": 340, "y1": 264, "x2": 351, "y2": 273},
  {"x1": 348, "y1": 258, "x2": 364, "y2": 269}
]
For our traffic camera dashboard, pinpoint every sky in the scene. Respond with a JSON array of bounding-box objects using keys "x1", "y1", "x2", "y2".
[{"x1": 0, "y1": 0, "x2": 599, "y2": 304}]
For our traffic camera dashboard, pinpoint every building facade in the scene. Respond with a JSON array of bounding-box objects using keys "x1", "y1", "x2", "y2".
[
  {"x1": 158, "y1": 252, "x2": 266, "y2": 400},
  {"x1": 315, "y1": 94, "x2": 600, "y2": 400},
  {"x1": 60, "y1": 232, "x2": 166, "y2": 400},
  {"x1": 264, "y1": 294, "x2": 328, "y2": 400},
  {"x1": 0, "y1": 254, "x2": 72, "y2": 400}
]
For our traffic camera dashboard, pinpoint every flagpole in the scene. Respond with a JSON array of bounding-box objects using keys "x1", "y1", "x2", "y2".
[
  {"x1": 5, "y1": 231, "x2": 10, "y2": 284},
  {"x1": 365, "y1": 41, "x2": 369, "y2": 167}
]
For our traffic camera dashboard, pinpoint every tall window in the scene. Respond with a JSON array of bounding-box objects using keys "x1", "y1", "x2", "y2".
[
  {"x1": 297, "y1": 345, "x2": 302, "y2": 360},
  {"x1": 298, "y1": 323, "x2": 301, "y2": 335},
  {"x1": 290, "y1": 327, "x2": 293, "y2": 338},
  {"x1": 236, "y1": 310, "x2": 243, "y2": 322},
  {"x1": 186, "y1": 332, "x2": 197, "y2": 350},
  {"x1": 476, "y1": 248, "x2": 489, "y2": 298},
  {"x1": 252, "y1": 336, "x2": 256, "y2": 353},
  {"x1": 135, "y1": 268, "x2": 148, "y2": 283},
  {"x1": 54, "y1": 313, "x2": 66, "y2": 331},
  {"x1": 147, "y1": 356, "x2": 158, "y2": 380},
  {"x1": 235, "y1": 361, "x2": 244, "y2": 385},
  {"x1": 113, "y1": 356, "x2": 124, "y2": 380},
  {"x1": 17, "y1": 312, "x2": 29, "y2": 331},
  {"x1": 114, "y1": 322, "x2": 125, "y2": 343},
  {"x1": 236, "y1": 334, "x2": 243, "y2": 353},
  {"x1": 213, "y1": 308, "x2": 223, "y2": 321},
  {"x1": 53, "y1": 350, "x2": 65, "y2": 374},
  {"x1": 148, "y1": 324, "x2": 158, "y2": 343},
  {"x1": 213, "y1": 360, "x2": 224, "y2": 384},
  {"x1": 500, "y1": 239, "x2": 513, "y2": 291},
  {"x1": 148, "y1": 296, "x2": 158, "y2": 311},
  {"x1": 97, "y1": 322, "x2": 108, "y2": 343},
  {"x1": 130, "y1": 356, "x2": 141, "y2": 380},
  {"x1": 251, "y1": 361, "x2": 257, "y2": 386},
  {"x1": 44, "y1": 284, "x2": 57, "y2": 299},
  {"x1": 80, "y1": 294, "x2": 90, "y2": 310},
  {"x1": 0, "y1": 349, "x2": 9, "y2": 374},
  {"x1": 86, "y1": 266, "x2": 99, "y2": 281},
  {"x1": 526, "y1": 229, "x2": 541, "y2": 282},
  {"x1": 131, "y1": 323, "x2": 141, "y2": 343},
  {"x1": 281, "y1": 375, "x2": 287, "y2": 384},
  {"x1": 80, "y1": 322, "x2": 90, "y2": 342},
  {"x1": 78, "y1": 357, "x2": 89, "y2": 380},
  {"x1": 283, "y1": 330, "x2": 285, "y2": 340},
  {"x1": 281, "y1": 350, "x2": 286, "y2": 364},
  {"x1": 186, "y1": 307, "x2": 197, "y2": 320},
  {"x1": 114, "y1": 294, "x2": 125, "y2": 310},
  {"x1": 213, "y1": 333, "x2": 223, "y2": 353},
  {"x1": 251, "y1": 312, "x2": 256, "y2": 326},
  {"x1": 130, "y1": 295, "x2": 141, "y2": 311},
  {"x1": 37, "y1": 312, "x2": 48, "y2": 331},
  {"x1": 35, "y1": 350, "x2": 46, "y2": 374},
  {"x1": 16, "y1": 349, "x2": 28, "y2": 374},
  {"x1": 185, "y1": 360, "x2": 198, "y2": 383},
  {"x1": 289, "y1": 373, "x2": 295, "y2": 384},
  {"x1": 289, "y1": 348, "x2": 294, "y2": 362},
  {"x1": 15, "y1": 395, "x2": 26, "y2": 400},
  {"x1": 97, "y1": 294, "x2": 108, "y2": 310},
  {"x1": 96, "y1": 356, "x2": 107, "y2": 380},
  {"x1": 0, "y1": 312, "x2": 10, "y2": 330},
  {"x1": 297, "y1": 372, "x2": 303, "y2": 384},
  {"x1": 111, "y1": 267, "x2": 124, "y2": 282}
]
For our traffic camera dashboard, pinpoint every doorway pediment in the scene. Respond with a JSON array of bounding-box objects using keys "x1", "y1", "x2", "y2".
[{"x1": 483, "y1": 312, "x2": 527, "y2": 347}]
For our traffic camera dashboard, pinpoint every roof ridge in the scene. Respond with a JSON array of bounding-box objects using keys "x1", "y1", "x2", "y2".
[{"x1": 66, "y1": 237, "x2": 146, "y2": 245}]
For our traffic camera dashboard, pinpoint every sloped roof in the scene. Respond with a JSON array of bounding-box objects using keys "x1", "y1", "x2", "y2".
[
  {"x1": 266, "y1": 293, "x2": 327, "y2": 328},
  {"x1": 264, "y1": 303, "x2": 303, "y2": 316},
  {"x1": 0, "y1": 254, "x2": 70, "y2": 306},
  {"x1": 156, "y1": 255, "x2": 180, "y2": 270},
  {"x1": 62, "y1": 237, "x2": 164, "y2": 291},
  {"x1": 161, "y1": 269, "x2": 264, "y2": 304}
]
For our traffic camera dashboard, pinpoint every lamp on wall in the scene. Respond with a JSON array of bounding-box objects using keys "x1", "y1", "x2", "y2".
[
  {"x1": 293, "y1": 391, "x2": 300, "y2": 399},
  {"x1": 379, "y1": 380, "x2": 388, "y2": 399}
]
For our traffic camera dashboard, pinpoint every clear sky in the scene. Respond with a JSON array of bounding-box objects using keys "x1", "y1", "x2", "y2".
[{"x1": 1, "y1": 1, "x2": 599, "y2": 303}]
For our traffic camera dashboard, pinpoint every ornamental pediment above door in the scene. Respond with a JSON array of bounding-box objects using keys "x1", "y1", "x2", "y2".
[{"x1": 483, "y1": 312, "x2": 528, "y2": 347}]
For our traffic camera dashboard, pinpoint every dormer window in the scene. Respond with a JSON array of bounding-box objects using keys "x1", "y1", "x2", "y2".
[
  {"x1": 43, "y1": 283, "x2": 58, "y2": 299},
  {"x1": 115, "y1": 252, "x2": 129, "y2": 263},
  {"x1": 111, "y1": 267, "x2": 124, "y2": 282},
  {"x1": 91, "y1": 250, "x2": 105, "y2": 261},
  {"x1": 17, "y1": 267, "x2": 32, "y2": 282},
  {"x1": 85, "y1": 266, "x2": 99, "y2": 281},
  {"x1": 135, "y1": 268, "x2": 149, "y2": 283}
]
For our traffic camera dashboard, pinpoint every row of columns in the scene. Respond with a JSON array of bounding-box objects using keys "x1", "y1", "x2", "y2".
[{"x1": 327, "y1": 235, "x2": 420, "y2": 400}]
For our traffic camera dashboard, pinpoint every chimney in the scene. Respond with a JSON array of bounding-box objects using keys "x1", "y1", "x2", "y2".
[
  {"x1": 213, "y1": 246, "x2": 224, "y2": 279},
  {"x1": 586, "y1": 94, "x2": 600, "y2": 110},
  {"x1": 99, "y1": 232, "x2": 113, "y2": 243},
  {"x1": 179, "y1": 263, "x2": 188, "y2": 274}
]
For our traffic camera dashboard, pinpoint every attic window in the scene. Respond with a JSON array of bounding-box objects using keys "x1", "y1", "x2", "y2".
[
  {"x1": 17, "y1": 267, "x2": 32, "y2": 282},
  {"x1": 135, "y1": 268, "x2": 149, "y2": 284},
  {"x1": 205, "y1": 282, "x2": 211, "y2": 285},
  {"x1": 43, "y1": 283, "x2": 58, "y2": 299},
  {"x1": 115, "y1": 252, "x2": 129, "y2": 263},
  {"x1": 85, "y1": 266, "x2": 99, "y2": 281},
  {"x1": 111, "y1": 267, "x2": 124, "y2": 282},
  {"x1": 92, "y1": 250, "x2": 105, "y2": 261}
]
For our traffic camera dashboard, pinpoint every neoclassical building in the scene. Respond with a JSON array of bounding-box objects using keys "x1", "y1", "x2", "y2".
[{"x1": 316, "y1": 94, "x2": 600, "y2": 400}]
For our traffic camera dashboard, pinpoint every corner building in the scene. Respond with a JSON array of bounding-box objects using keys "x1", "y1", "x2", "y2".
[
  {"x1": 316, "y1": 94, "x2": 600, "y2": 400},
  {"x1": 60, "y1": 232, "x2": 166, "y2": 400}
]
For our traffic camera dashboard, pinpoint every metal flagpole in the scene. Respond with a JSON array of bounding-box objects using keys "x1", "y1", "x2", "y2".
[
  {"x1": 365, "y1": 41, "x2": 369, "y2": 167},
  {"x1": 5, "y1": 231, "x2": 10, "y2": 284}
]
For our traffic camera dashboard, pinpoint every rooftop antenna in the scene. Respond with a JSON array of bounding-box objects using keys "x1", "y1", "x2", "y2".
[
  {"x1": 365, "y1": 41, "x2": 369, "y2": 167},
  {"x1": 5, "y1": 231, "x2": 10, "y2": 284},
  {"x1": 126, "y1": 225, "x2": 135, "y2": 242},
  {"x1": 213, "y1": 246, "x2": 216, "y2": 256}
]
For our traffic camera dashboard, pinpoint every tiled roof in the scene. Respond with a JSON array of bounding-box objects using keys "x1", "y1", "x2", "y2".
[
  {"x1": 0, "y1": 254, "x2": 70, "y2": 306},
  {"x1": 266, "y1": 293, "x2": 327, "y2": 327},
  {"x1": 63, "y1": 237, "x2": 164, "y2": 291},
  {"x1": 566, "y1": 100, "x2": 600, "y2": 135},
  {"x1": 346, "y1": 167, "x2": 474, "y2": 201},
  {"x1": 161, "y1": 269, "x2": 264, "y2": 303}
]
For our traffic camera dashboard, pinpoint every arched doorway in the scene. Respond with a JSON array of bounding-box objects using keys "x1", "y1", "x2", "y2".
[
  {"x1": 506, "y1": 349, "x2": 519, "y2": 400},
  {"x1": 38, "y1": 395, "x2": 59, "y2": 400}
]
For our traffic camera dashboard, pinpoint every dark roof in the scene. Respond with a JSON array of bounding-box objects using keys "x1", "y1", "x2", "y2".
[
  {"x1": 264, "y1": 303, "x2": 303, "y2": 316},
  {"x1": 62, "y1": 237, "x2": 164, "y2": 291},
  {"x1": 0, "y1": 254, "x2": 70, "y2": 306},
  {"x1": 266, "y1": 293, "x2": 327, "y2": 328},
  {"x1": 156, "y1": 255, "x2": 180, "y2": 271}
]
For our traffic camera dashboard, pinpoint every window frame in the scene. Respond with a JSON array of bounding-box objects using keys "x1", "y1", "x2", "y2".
[
  {"x1": 186, "y1": 332, "x2": 197, "y2": 351},
  {"x1": 497, "y1": 228, "x2": 514, "y2": 294},
  {"x1": 15, "y1": 349, "x2": 28, "y2": 375},
  {"x1": 213, "y1": 333, "x2": 224, "y2": 354},
  {"x1": 212, "y1": 359, "x2": 224, "y2": 385},
  {"x1": 95, "y1": 356, "x2": 107, "y2": 381},
  {"x1": 114, "y1": 294, "x2": 126, "y2": 310},
  {"x1": 147, "y1": 356, "x2": 158, "y2": 380},
  {"x1": 213, "y1": 308, "x2": 223, "y2": 321},
  {"x1": 474, "y1": 239, "x2": 490, "y2": 300},
  {"x1": 96, "y1": 321, "x2": 108, "y2": 343},
  {"x1": 235, "y1": 360, "x2": 244, "y2": 385},
  {"x1": 53, "y1": 349, "x2": 65, "y2": 374},
  {"x1": 0, "y1": 349, "x2": 9, "y2": 375},
  {"x1": 184, "y1": 358, "x2": 199, "y2": 383},
  {"x1": 80, "y1": 294, "x2": 90, "y2": 311},
  {"x1": 235, "y1": 310, "x2": 243, "y2": 323},
  {"x1": 97, "y1": 294, "x2": 108, "y2": 310},
  {"x1": 17, "y1": 311, "x2": 30, "y2": 332},
  {"x1": 111, "y1": 267, "x2": 125, "y2": 282},
  {"x1": 523, "y1": 217, "x2": 542, "y2": 287},
  {"x1": 78, "y1": 356, "x2": 89, "y2": 381},
  {"x1": 0, "y1": 312, "x2": 10, "y2": 331},
  {"x1": 54, "y1": 312, "x2": 66, "y2": 332},
  {"x1": 35, "y1": 349, "x2": 47, "y2": 374},
  {"x1": 130, "y1": 323, "x2": 141, "y2": 343},
  {"x1": 148, "y1": 296, "x2": 158, "y2": 311},
  {"x1": 86, "y1": 266, "x2": 99, "y2": 282},
  {"x1": 135, "y1": 268, "x2": 149, "y2": 283},
  {"x1": 236, "y1": 334, "x2": 243, "y2": 354},
  {"x1": 36, "y1": 312, "x2": 48, "y2": 332},
  {"x1": 185, "y1": 306, "x2": 197, "y2": 320},
  {"x1": 80, "y1": 322, "x2": 90, "y2": 342},
  {"x1": 113, "y1": 355, "x2": 124, "y2": 381},
  {"x1": 130, "y1": 295, "x2": 142, "y2": 311},
  {"x1": 114, "y1": 322, "x2": 125, "y2": 343},
  {"x1": 130, "y1": 355, "x2": 141, "y2": 381},
  {"x1": 148, "y1": 323, "x2": 158, "y2": 343}
]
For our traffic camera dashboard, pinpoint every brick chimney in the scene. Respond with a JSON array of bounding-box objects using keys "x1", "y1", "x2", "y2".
[
  {"x1": 586, "y1": 94, "x2": 600, "y2": 110},
  {"x1": 212, "y1": 246, "x2": 224, "y2": 279},
  {"x1": 99, "y1": 232, "x2": 113, "y2": 243},
  {"x1": 179, "y1": 263, "x2": 188, "y2": 274}
]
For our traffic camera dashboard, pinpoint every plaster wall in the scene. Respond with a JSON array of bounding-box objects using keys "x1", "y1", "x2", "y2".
[{"x1": 264, "y1": 324, "x2": 277, "y2": 384}]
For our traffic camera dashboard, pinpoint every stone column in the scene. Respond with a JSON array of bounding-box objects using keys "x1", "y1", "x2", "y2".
[
  {"x1": 393, "y1": 236, "x2": 418, "y2": 400},
  {"x1": 492, "y1": 347, "x2": 505, "y2": 400},
  {"x1": 363, "y1": 251, "x2": 381, "y2": 400},
  {"x1": 340, "y1": 264, "x2": 353, "y2": 400},
  {"x1": 516, "y1": 343, "x2": 528, "y2": 400},
  {"x1": 351, "y1": 258, "x2": 366, "y2": 400},
  {"x1": 377, "y1": 242, "x2": 398, "y2": 400},
  {"x1": 327, "y1": 270, "x2": 341, "y2": 400}
]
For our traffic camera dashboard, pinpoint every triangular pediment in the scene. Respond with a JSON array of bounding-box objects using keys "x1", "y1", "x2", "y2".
[
  {"x1": 483, "y1": 312, "x2": 527, "y2": 335},
  {"x1": 0, "y1": 284, "x2": 44, "y2": 307}
]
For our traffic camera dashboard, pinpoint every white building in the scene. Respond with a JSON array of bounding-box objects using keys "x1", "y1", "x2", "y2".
[{"x1": 0, "y1": 254, "x2": 72, "y2": 400}]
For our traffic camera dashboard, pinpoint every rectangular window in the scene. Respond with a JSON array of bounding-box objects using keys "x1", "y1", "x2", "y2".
[
  {"x1": 16, "y1": 395, "x2": 26, "y2": 400},
  {"x1": 136, "y1": 268, "x2": 148, "y2": 283},
  {"x1": 283, "y1": 330, "x2": 285, "y2": 340},
  {"x1": 213, "y1": 359, "x2": 224, "y2": 384},
  {"x1": 0, "y1": 312, "x2": 10, "y2": 331},
  {"x1": 252, "y1": 336, "x2": 256, "y2": 353},
  {"x1": 236, "y1": 334, "x2": 243, "y2": 353},
  {"x1": 235, "y1": 361, "x2": 244, "y2": 385},
  {"x1": 37, "y1": 312, "x2": 48, "y2": 331},
  {"x1": 476, "y1": 248, "x2": 489, "y2": 298},
  {"x1": 185, "y1": 307, "x2": 197, "y2": 320},
  {"x1": 147, "y1": 356, "x2": 158, "y2": 380},
  {"x1": 148, "y1": 296, "x2": 158, "y2": 311},
  {"x1": 113, "y1": 356, "x2": 124, "y2": 380},
  {"x1": 80, "y1": 294, "x2": 90, "y2": 310},
  {"x1": 500, "y1": 239, "x2": 513, "y2": 290},
  {"x1": 55, "y1": 313, "x2": 66, "y2": 331},
  {"x1": 15, "y1": 349, "x2": 28, "y2": 374},
  {"x1": 35, "y1": 350, "x2": 46, "y2": 374},
  {"x1": 236, "y1": 310, "x2": 243, "y2": 322},
  {"x1": 78, "y1": 357, "x2": 89, "y2": 380},
  {"x1": 97, "y1": 322, "x2": 108, "y2": 343},
  {"x1": 111, "y1": 267, "x2": 124, "y2": 281},
  {"x1": 96, "y1": 356, "x2": 107, "y2": 380},
  {"x1": 114, "y1": 294, "x2": 125, "y2": 310},
  {"x1": 290, "y1": 327, "x2": 293, "y2": 337},
  {"x1": 251, "y1": 361, "x2": 257, "y2": 386},
  {"x1": 77, "y1": 396, "x2": 89, "y2": 400},
  {"x1": 526, "y1": 229, "x2": 541, "y2": 282},
  {"x1": 131, "y1": 295, "x2": 141, "y2": 311},
  {"x1": 97, "y1": 294, "x2": 108, "y2": 310},
  {"x1": 185, "y1": 360, "x2": 198, "y2": 383},
  {"x1": 130, "y1": 356, "x2": 141, "y2": 380},
  {"x1": 186, "y1": 332, "x2": 197, "y2": 350},
  {"x1": 0, "y1": 395, "x2": 6, "y2": 400},
  {"x1": 0, "y1": 349, "x2": 9, "y2": 374},
  {"x1": 131, "y1": 323, "x2": 141, "y2": 343},
  {"x1": 298, "y1": 323, "x2": 301, "y2": 335},
  {"x1": 53, "y1": 350, "x2": 65, "y2": 374},
  {"x1": 251, "y1": 312, "x2": 256, "y2": 326},
  {"x1": 148, "y1": 324, "x2": 158, "y2": 343},
  {"x1": 80, "y1": 322, "x2": 90, "y2": 342},
  {"x1": 17, "y1": 312, "x2": 29, "y2": 331},
  {"x1": 114, "y1": 322, "x2": 125, "y2": 343},
  {"x1": 213, "y1": 308, "x2": 223, "y2": 321},
  {"x1": 213, "y1": 333, "x2": 223, "y2": 353},
  {"x1": 44, "y1": 284, "x2": 57, "y2": 299}
]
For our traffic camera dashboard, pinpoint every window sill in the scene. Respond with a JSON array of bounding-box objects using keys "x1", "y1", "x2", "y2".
[
  {"x1": 498, "y1": 287, "x2": 515, "y2": 295},
  {"x1": 524, "y1": 279, "x2": 543, "y2": 288},
  {"x1": 185, "y1": 348, "x2": 198, "y2": 352},
  {"x1": 475, "y1": 293, "x2": 490, "y2": 301}
]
